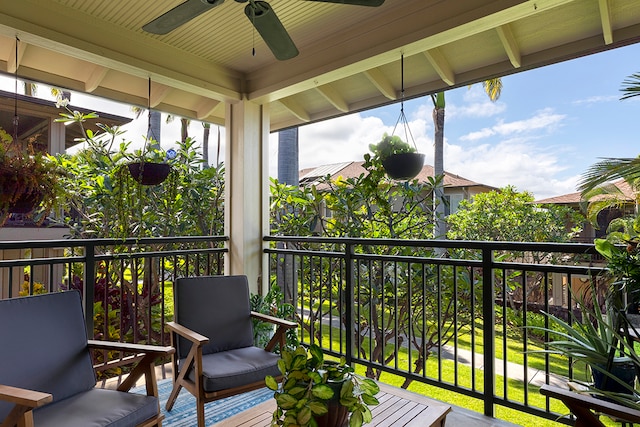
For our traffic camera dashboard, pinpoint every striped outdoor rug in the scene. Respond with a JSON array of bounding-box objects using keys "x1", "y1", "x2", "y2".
[{"x1": 133, "y1": 379, "x2": 273, "y2": 427}]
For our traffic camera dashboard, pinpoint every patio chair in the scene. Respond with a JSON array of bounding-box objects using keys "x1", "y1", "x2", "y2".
[
  {"x1": 540, "y1": 384, "x2": 640, "y2": 427},
  {"x1": 0, "y1": 290, "x2": 174, "y2": 427},
  {"x1": 165, "y1": 275, "x2": 298, "y2": 427}
]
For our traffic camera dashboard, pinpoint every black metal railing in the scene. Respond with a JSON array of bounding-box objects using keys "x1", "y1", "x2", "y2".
[
  {"x1": 264, "y1": 236, "x2": 607, "y2": 425},
  {"x1": 0, "y1": 236, "x2": 227, "y2": 352}
]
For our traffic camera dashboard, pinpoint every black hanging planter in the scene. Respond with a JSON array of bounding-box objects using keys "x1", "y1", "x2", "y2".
[
  {"x1": 382, "y1": 152, "x2": 425, "y2": 180},
  {"x1": 127, "y1": 162, "x2": 170, "y2": 185}
]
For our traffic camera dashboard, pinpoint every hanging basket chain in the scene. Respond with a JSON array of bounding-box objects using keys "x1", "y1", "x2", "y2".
[
  {"x1": 391, "y1": 54, "x2": 418, "y2": 151},
  {"x1": 13, "y1": 36, "x2": 19, "y2": 143}
]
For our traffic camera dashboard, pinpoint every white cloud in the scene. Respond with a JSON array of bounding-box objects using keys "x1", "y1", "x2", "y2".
[
  {"x1": 572, "y1": 95, "x2": 619, "y2": 106},
  {"x1": 460, "y1": 108, "x2": 565, "y2": 142},
  {"x1": 444, "y1": 138, "x2": 577, "y2": 200},
  {"x1": 270, "y1": 113, "x2": 434, "y2": 175}
]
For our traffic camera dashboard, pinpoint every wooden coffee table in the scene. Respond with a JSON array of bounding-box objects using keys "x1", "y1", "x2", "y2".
[{"x1": 214, "y1": 382, "x2": 451, "y2": 427}]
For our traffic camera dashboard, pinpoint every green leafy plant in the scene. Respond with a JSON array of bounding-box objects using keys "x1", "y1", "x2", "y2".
[
  {"x1": 0, "y1": 126, "x2": 67, "y2": 226},
  {"x1": 528, "y1": 285, "x2": 638, "y2": 399},
  {"x1": 265, "y1": 344, "x2": 380, "y2": 427},
  {"x1": 368, "y1": 133, "x2": 415, "y2": 161},
  {"x1": 250, "y1": 285, "x2": 299, "y2": 350}
]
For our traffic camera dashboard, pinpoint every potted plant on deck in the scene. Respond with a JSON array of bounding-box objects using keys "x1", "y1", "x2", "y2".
[
  {"x1": 265, "y1": 344, "x2": 380, "y2": 427},
  {"x1": 369, "y1": 133, "x2": 424, "y2": 180},
  {"x1": 529, "y1": 286, "x2": 638, "y2": 399},
  {"x1": 0, "y1": 127, "x2": 66, "y2": 226}
]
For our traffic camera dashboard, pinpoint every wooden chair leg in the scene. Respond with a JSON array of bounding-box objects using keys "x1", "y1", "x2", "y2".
[
  {"x1": 197, "y1": 396, "x2": 206, "y2": 427},
  {"x1": 165, "y1": 383, "x2": 182, "y2": 411}
]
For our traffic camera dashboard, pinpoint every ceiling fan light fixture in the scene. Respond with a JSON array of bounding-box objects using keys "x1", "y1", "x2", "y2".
[{"x1": 245, "y1": 1, "x2": 299, "y2": 60}]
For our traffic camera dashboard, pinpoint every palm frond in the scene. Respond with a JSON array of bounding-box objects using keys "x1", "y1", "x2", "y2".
[
  {"x1": 578, "y1": 157, "x2": 640, "y2": 195},
  {"x1": 483, "y1": 78, "x2": 503, "y2": 101},
  {"x1": 621, "y1": 72, "x2": 640, "y2": 100}
]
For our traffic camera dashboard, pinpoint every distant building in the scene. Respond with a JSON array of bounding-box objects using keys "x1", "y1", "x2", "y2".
[
  {"x1": 299, "y1": 161, "x2": 496, "y2": 217},
  {"x1": 536, "y1": 179, "x2": 637, "y2": 243}
]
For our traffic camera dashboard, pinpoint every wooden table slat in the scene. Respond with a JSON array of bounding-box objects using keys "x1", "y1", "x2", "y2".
[{"x1": 212, "y1": 382, "x2": 451, "y2": 427}]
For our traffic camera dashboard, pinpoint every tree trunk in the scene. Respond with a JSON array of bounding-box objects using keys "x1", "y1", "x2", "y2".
[
  {"x1": 147, "y1": 110, "x2": 162, "y2": 145},
  {"x1": 277, "y1": 128, "x2": 300, "y2": 304},
  {"x1": 202, "y1": 123, "x2": 210, "y2": 167},
  {"x1": 433, "y1": 105, "x2": 446, "y2": 239}
]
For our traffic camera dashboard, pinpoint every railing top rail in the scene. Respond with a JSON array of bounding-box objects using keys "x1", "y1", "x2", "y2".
[
  {"x1": 264, "y1": 236, "x2": 598, "y2": 254},
  {"x1": 0, "y1": 235, "x2": 228, "y2": 250}
]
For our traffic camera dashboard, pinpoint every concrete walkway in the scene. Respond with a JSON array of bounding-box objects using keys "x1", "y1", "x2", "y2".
[{"x1": 439, "y1": 345, "x2": 569, "y2": 389}]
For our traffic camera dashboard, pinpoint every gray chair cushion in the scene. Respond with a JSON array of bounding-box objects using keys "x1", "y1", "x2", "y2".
[
  {"x1": 184, "y1": 346, "x2": 281, "y2": 392},
  {"x1": 175, "y1": 275, "x2": 254, "y2": 357},
  {"x1": 32, "y1": 388, "x2": 159, "y2": 427},
  {"x1": 0, "y1": 291, "x2": 96, "y2": 421}
]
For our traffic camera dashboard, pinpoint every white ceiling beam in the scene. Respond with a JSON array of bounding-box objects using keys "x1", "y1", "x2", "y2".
[
  {"x1": 278, "y1": 97, "x2": 310, "y2": 122},
  {"x1": 250, "y1": 0, "x2": 573, "y2": 102},
  {"x1": 364, "y1": 68, "x2": 396, "y2": 100},
  {"x1": 315, "y1": 84, "x2": 349, "y2": 113},
  {"x1": 598, "y1": 0, "x2": 613, "y2": 45},
  {"x1": 496, "y1": 24, "x2": 521, "y2": 68},
  {"x1": 84, "y1": 65, "x2": 108, "y2": 92},
  {"x1": 423, "y1": 48, "x2": 455, "y2": 86},
  {"x1": 0, "y1": 2, "x2": 243, "y2": 102},
  {"x1": 149, "y1": 81, "x2": 171, "y2": 108},
  {"x1": 196, "y1": 99, "x2": 221, "y2": 121},
  {"x1": 7, "y1": 37, "x2": 26, "y2": 73}
]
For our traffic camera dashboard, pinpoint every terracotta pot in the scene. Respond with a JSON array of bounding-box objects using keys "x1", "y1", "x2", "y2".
[
  {"x1": 127, "y1": 162, "x2": 170, "y2": 185},
  {"x1": 382, "y1": 152, "x2": 425, "y2": 180}
]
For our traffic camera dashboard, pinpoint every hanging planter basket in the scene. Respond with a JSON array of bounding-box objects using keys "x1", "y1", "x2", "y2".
[
  {"x1": 382, "y1": 152, "x2": 425, "y2": 180},
  {"x1": 127, "y1": 162, "x2": 170, "y2": 185},
  {"x1": 8, "y1": 190, "x2": 43, "y2": 214}
]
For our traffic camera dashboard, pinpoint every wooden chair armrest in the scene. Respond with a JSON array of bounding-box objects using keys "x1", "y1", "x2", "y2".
[
  {"x1": 165, "y1": 321, "x2": 209, "y2": 345},
  {"x1": 88, "y1": 340, "x2": 175, "y2": 357},
  {"x1": 540, "y1": 384, "x2": 640, "y2": 424},
  {"x1": 251, "y1": 311, "x2": 298, "y2": 329},
  {"x1": 87, "y1": 340, "x2": 174, "y2": 395},
  {"x1": 0, "y1": 384, "x2": 52, "y2": 427},
  {"x1": 0, "y1": 385, "x2": 52, "y2": 408}
]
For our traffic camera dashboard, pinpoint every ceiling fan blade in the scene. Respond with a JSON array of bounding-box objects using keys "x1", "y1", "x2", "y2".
[
  {"x1": 245, "y1": 1, "x2": 299, "y2": 61},
  {"x1": 305, "y1": 0, "x2": 385, "y2": 6},
  {"x1": 143, "y1": 0, "x2": 225, "y2": 35}
]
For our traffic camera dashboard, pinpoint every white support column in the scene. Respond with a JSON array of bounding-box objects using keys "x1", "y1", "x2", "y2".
[
  {"x1": 49, "y1": 118, "x2": 66, "y2": 154},
  {"x1": 225, "y1": 100, "x2": 270, "y2": 295}
]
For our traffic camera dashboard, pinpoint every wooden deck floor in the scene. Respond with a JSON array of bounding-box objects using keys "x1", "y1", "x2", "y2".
[
  {"x1": 122, "y1": 364, "x2": 521, "y2": 427},
  {"x1": 214, "y1": 382, "x2": 451, "y2": 427}
]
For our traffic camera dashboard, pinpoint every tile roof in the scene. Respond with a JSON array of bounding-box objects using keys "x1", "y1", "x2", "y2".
[
  {"x1": 298, "y1": 161, "x2": 495, "y2": 190},
  {"x1": 536, "y1": 179, "x2": 636, "y2": 204}
]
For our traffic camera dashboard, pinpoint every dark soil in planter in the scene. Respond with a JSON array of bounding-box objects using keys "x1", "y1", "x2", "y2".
[
  {"x1": 127, "y1": 162, "x2": 170, "y2": 185},
  {"x1": 382, "y1": 152, "x2": 425, "y2": 180}
]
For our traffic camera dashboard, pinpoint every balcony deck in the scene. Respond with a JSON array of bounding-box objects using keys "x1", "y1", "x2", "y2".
[
  {"x1": 3, "y1": 236, "x2": 600, "y2": 425},
  {"x1": 121, "y1": 364, "x2": 521, "y2": 427}
]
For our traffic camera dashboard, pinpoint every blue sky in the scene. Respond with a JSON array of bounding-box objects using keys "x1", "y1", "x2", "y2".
[
  {"x1": 3, "y1": 42, "x2": 638, "y2": 201},
  {"x1": 288, "y1": 42, "x2": 640, "y2": 200}
]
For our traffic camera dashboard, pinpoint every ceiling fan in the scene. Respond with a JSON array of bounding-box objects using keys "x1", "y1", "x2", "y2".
[{"x1": 142, "y1": 0, "x2": 385, "y2": 61}]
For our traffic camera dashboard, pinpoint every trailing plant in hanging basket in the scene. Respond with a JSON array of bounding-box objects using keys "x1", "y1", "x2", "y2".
[
  {"x1": 369, "y1": 133, "x2": 424, "y2": 180},
  {"x1": 0, "y1": 127, "x2": 66, "y2": 226}
]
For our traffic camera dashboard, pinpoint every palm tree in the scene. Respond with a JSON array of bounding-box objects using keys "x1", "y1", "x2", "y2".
[
  {"x1": 578, "y1": 71, "x2": 640, "y2": 224},
  {"x1": 431, "y1": 78, "x2": 503, "y2": 238}
]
